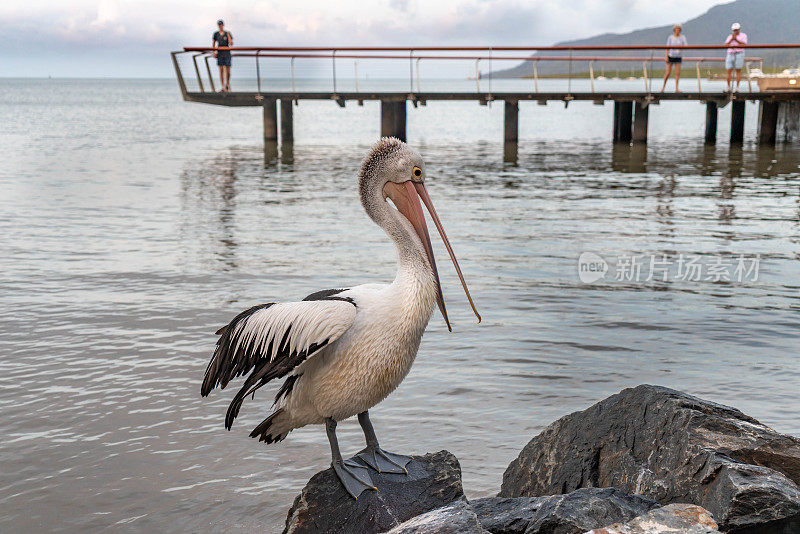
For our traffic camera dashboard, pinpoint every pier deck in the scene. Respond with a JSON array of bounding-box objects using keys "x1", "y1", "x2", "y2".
[{"x1": 183, "y1": 91, "x2": 799, "y2": 107}]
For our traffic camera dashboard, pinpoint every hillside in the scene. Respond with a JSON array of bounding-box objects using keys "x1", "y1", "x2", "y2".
[{"x1": 491, "y1": 0, "x2": 800, "y2": 78}]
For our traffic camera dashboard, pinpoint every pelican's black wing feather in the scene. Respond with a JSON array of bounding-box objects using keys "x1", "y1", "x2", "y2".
[{"x1": 201, "y1": 298, "x2": 357, "y2": 430}]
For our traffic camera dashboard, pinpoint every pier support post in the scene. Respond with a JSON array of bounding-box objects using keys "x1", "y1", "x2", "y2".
[
  {"x1": 616, "y1": 101, "x2": 633, "y2": 143},
  {"x1": 280, "y1": 99, "x2": 294, "y2": 144},
  {"x1": 632, "y1": 101, "x2": 649, "y2": 144},
  {"x1": 381, "y1": 100, "x2": 407, "y2": 141},
  {"x1": 263, "y1": 99, "x2": 279, "y2": 163},
  {"x1": 730, "y1": 100, "x2": 745, "y2": 144},
  {"x1": 758, "y1": 101, "x2": 779, "y2": 146},
  {"x1": 705, "y1": 102, "x2": 718, "y2": 144},
  {"x1": 263, "y1": 99, "x2": 278, "y2": 143},
  {"x1": 778, "y1": 101, "x2": 800, "y2": 142},
  {"x1": 613, "y1": 101, "x2": 621, "y2": 141},
  {"x1": 504, "y1": 100, "x2": 519, "y2": 143}
]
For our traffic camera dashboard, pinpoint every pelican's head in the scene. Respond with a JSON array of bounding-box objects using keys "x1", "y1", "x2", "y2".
[{"x1": 358, "y1": 137, "x2": 480, "y2": 331}]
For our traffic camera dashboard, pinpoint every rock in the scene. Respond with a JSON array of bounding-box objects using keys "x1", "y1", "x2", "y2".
[
  {"x1": 499, "y1": 385, "x2": 800, "y2": 532},
  {"x1": 283, "y1": 451, "x2": 465, "y2": 534},
  {"x1": 472, "y1": 496, "x2": 542, "y2": 534},
  {"x1": 473, "y1": 488, "x2": 659, "y2": 534},
  {"x1": 382, "y1": 499, "x2": 488, "y2": 534},
  {"x1": 585, "y1": 503, "x2": 720, "y2": 534}
]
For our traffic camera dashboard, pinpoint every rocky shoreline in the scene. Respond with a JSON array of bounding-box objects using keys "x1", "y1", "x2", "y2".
[{"x1": 283, "y1": 385, "x2": 800, "y2": 534}]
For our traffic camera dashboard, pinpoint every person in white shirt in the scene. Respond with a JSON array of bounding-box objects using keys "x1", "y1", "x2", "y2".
[
  {"x1": 725, "y1": 23, "x2": 748, "y2": 92},
  {"x1": 661, "y1": 24, "x2": 687, "y2": 92}
]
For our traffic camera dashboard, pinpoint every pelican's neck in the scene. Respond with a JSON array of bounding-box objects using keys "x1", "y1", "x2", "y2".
[
  {"x1": 362, "y1": 187, "x2": 436, "y2": 313},
  {"x1": 388, "y1": 211, "x2": 437, "y2": 329}
]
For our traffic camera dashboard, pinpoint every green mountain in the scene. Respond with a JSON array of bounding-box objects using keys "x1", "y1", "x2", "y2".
[{"x1": 491, "y1": 0, "x2": 800, "y2": 78}]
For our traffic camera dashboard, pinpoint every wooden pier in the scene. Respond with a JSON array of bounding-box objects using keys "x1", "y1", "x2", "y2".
[{"x1": 172, "y1": 44, "x2": 800, "y2": 151}]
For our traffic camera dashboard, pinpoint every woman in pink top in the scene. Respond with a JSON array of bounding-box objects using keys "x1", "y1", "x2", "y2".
[{"x1": 725, "y1": 23, "x2": 748, "y2": 92}]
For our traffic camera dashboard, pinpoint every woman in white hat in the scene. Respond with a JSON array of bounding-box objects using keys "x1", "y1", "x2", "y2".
[{"x1": 725, "y1": 23, "x2": 747, "y2": 92}]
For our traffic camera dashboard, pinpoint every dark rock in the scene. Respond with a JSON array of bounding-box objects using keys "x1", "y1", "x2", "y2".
[
  {"x1": 585, "y1": 503, "x2": 720, "y2": 534},
  {"x1": 283, "y1": 451, "x2": 464, "y2": 534},
  {"x1": 473, "y1": 488, "x2": 659, "y2": 534},
  {"x1": 382, "y1": 499, "x2": 488, "y2": 534},
  {"x1": 499, "y1": 385, "x2": 800, "y2": 532},
  {"x1": 472, "y1": 496, "x2": 542, "y2": 534}
]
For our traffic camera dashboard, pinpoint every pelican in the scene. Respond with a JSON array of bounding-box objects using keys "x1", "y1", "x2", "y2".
[{"x1": 201, "y1": 138, "x2": 480, "y2": 498}]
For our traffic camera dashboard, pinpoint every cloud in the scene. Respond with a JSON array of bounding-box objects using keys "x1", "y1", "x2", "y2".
[
  {"x1": 389, "y1": 0, "x2": 411, "y2": 12},
  {"x1": 0, "y1": 0, "x2": 722, "y2": 76}
]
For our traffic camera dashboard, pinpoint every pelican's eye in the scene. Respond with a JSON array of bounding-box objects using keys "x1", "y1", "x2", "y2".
[{"x1": 412, "y1": 166, "x2": 422, "y2": 179}]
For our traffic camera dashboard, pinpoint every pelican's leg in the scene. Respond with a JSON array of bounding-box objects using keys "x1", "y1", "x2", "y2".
[
  {"x1": 325, "y1": 417, "x2": 376, "y2": 499},
  {"x1": 354, "y1": 411, "x2": 412, "y2": 475}
]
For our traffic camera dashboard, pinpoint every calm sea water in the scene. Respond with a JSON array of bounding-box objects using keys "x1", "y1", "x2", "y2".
[{"x1": 1, "y1": 78, "x2": 799, "y2": 532}]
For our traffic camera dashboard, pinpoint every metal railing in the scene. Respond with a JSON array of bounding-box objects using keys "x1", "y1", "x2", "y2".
[{"x1": 172, "y1": 44, "x2": 800, "y2": 97}]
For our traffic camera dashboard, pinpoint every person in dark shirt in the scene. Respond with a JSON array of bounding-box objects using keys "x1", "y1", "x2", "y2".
[{"x1": 212, "y1": 20, "x2": 233, "y2": 92}]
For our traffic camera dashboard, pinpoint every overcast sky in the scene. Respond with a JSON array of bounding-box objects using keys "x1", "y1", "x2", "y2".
[{"x1": 1, "y1": 0, "x2": 723, "y2": 77}]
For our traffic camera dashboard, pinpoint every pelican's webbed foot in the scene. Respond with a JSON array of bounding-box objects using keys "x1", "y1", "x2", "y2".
[
  {"x1": 355, "y1": 447, "x2": 412, "y2": 474},
  {"x1": 332, "y1": 458, "x2": 377, "y2": 499},
  {"x1": 355, "y1": 411, "x2": 413, "y2": 475},
  {"x1": 326, "y1": 417, "x2": 377, "y2": 499}
]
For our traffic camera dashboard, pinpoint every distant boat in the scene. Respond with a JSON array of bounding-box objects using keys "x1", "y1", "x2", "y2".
[
  {"x1": 750, "y1": 67, "x2": 800, "y2": 91},
  {"x1": 596, "y1": 76, "x2": 608, "y2": 80},
  {"x1": 625, "y1": 76, "x2": 637, "y2": 81}
]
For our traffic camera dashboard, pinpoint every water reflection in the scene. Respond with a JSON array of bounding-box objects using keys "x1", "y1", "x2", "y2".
[
  {"x1": 754, "y1": 146, "x2": 777, "y2": 178},
  {"x1": 699, "y1": 144, "x2": 717, "y2": 177},
  {"x1": 264, "y1": 140, "x2": 279, "y2": 164},
  {"x1": 179, "y1": 148, "x2": 240, "y2": 270},
  {"x1": 655, "y1": 174, "x2": 676, "y2": 229},
  {"x1": 281, "y1": 142, "x2": 294, "y2": 165},
  {"x1": 611, "y1": 142, "x2": 647, "y2": 173},
  {"x1": 503, "y1": 142, "x2": 518, "y2": 166},
  {"x1": 181, "y1": 139, "x2": 800, "y2": 267},
  {"x1": 718, "y1": 175, "x2": 736, "y2": 224}
]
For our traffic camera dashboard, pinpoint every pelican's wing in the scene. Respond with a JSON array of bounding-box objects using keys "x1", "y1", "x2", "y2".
[{"x1": 202, "y1": 291, "x2": 356, "y2": 429}]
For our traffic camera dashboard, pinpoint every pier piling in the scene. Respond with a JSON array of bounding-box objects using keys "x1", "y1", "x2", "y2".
[
  {"x1": 280, "y1": 99, "x2": 294, "y2": 144},
  {"x1": 381, "y1": 101, "x2": 407, "y2": 141},
  {"x1": 504, "y1": 101, "x2": 519, "y2": 143},
  {"x1": 778, "y1": 101, "x2": 800, "y2": 141},
  {"x1": 730, "y1": 101, "x2": 745, "y2": 144},
  {"x1": 705, "y1": 102, "x2": 718, "y2": 144},
  {"x1": 758, "y1": 101, "x2": 779, "y2": 145},
  {"x1": 632, "y1": 102, "x2": 649, "y2": 144},
  {"x1": 616, "y1": 101, "x2": 633, "y2": 143},
  {"x1": 263, "y1": 99, "x2": 278, "y2": 143}
]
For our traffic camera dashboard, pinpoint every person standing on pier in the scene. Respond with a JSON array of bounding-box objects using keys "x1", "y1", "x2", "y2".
[
  {"x1": 661, "y1": 24, "x2": 687, "y2": 93},
  {"x1": 725, "y1": 23, "x2": 747, "y2": 92},
  {"x1": 212, "y1": 20, "x2": 233, "y2": 92}
]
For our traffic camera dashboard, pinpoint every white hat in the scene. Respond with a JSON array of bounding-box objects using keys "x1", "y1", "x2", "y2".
[{"x1": 731, "y1": 22, "x2": 741, "y2": 30}]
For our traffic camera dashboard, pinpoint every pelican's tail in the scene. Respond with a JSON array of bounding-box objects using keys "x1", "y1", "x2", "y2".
[{"x1": 250, "y1": 408, "x2": 292, "y2": 444}]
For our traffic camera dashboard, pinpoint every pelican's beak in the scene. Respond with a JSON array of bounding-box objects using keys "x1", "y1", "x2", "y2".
[{"x1": 383, "y1": 180, "x2": 481, "y2": 331}]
